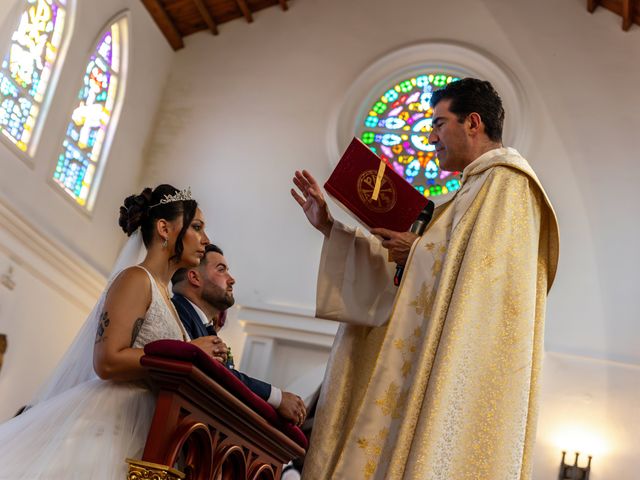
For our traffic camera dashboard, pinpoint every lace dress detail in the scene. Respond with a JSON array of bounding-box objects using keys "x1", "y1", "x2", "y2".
[{"x1": 132, "y1": 266, "x2": 186, "y2": 347}]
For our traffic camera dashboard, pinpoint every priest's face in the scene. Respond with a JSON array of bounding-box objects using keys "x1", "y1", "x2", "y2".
[
  {"x1": 200, "y1": 251, "x2": 236, "y2": 311},
  {"x1": 428, "y1": 99, "x2": 473, "y2": 172}
]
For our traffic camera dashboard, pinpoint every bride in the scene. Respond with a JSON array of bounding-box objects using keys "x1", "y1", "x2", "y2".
[{"x1": 0, "y1": 184, "x2": 225, "y2": 479}]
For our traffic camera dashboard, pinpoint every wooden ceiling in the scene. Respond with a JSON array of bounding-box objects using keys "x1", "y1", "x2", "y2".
[
  {"x1": 140, "y1": 0, "x2": 289, "y2": 50},
  {"x1": 587, "y1": 0, "x2": 640, "y2": 30},
  {"x1": 141, "y1": 0, "x2": 637, "y2": 51}
]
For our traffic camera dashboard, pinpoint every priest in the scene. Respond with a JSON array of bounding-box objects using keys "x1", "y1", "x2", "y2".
[{"x1": 290, "y1": 78, "x2": 559, "y2": 480}]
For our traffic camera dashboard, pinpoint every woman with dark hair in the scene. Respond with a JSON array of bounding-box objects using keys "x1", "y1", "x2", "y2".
[{"x1": 0, "y1": 185, "x2": 226, "y2": 479}]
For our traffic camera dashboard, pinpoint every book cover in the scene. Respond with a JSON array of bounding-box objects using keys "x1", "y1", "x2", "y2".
[{"x1": 324, "y1": 138, "x2": 430, "y2": 232}]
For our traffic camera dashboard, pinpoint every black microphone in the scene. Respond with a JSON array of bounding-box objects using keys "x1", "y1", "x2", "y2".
[{"x1": 394, "y1": 200, "x2": 435, "y2": 286}]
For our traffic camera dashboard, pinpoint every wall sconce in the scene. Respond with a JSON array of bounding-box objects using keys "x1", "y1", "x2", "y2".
[
  {"x1": 559, "y1": 451, "x2": 592, "y2": 480},
  {"x1": 0, "y1": 334, "x2": 6, "y2": 376},
  {"x1": 1, "y1": 266, "x2": 15, "y2": 291}
]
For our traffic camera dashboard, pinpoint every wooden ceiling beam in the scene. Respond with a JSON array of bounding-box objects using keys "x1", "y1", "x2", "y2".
[
  {"x1": 140, "y1": 0, "x2": 184, "y2": 50},
  {"x1": 234, "y1": 0, "x2": 254, "y2": 23},
  {"x1": 587, "y1": 0, "x2": 600, "y2": 13},
  {"x1": 622, "y1": 0, "x2": 633, "y2": 30},
  {"x1": 279, "y1": 0, "x2": 288, "y2": 11},
  {"x1": 193, "y1": 0, "x2": 219, "y2": 35},
  {"x1": 586, "y1": 0, "x2": 638, "y2": 30}
]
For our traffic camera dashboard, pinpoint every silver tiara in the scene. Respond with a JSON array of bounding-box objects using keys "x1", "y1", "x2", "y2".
[{"x1": 149, "y1": 187, "x2": 192, "y2": 208}]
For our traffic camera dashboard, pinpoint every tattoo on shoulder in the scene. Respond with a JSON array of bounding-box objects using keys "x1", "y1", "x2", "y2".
[
  {"x1": 95, "y1": 311, "x2": 110, "y2": 344},
  {"x1": 130, "y1": 318, "x2": 145, "y2": 347}
]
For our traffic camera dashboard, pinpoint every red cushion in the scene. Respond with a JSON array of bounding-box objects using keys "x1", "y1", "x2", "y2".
[{"x1": 144, "y1": 339, "x2": 308, "y2": 449}]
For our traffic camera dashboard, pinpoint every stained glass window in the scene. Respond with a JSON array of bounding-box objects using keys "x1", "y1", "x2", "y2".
[
  {"x1": 53, "y1": 17, "x2": 127, "y2": 209},
  {"x1": 0, "y1": 0, "x2": 67, "y2": 153},
  {"x1": 357, "y1": 73, "x2": 462, "y2": 198}
]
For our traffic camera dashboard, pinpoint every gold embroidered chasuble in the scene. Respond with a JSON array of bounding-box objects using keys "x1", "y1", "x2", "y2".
[{"x1": 302, "y1": 148, "x2": 559, "y2": 480}]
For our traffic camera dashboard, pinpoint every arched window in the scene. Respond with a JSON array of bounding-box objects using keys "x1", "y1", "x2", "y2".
[
  {"x1": 336, "y1": 43, "x2": 528, "y2": 203},
  {"x1": 356, "y1": 73, "x2": 462, "y2": 199},
  {"x1": 52, "y1": 15, "x2": 128, "y2": 210},
  {"x1": 0, "y1": 0, "x2": 68, "y2": 154}
]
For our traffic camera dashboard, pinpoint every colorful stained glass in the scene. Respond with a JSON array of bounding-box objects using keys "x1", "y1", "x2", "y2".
[
  {"x1": 358, "y1": 73, "x2": 463, "y2": 198},
  {"x1": 0, "y1": 0, "x2": 66, "y2": 152},
  {"x1": 53, "y1": 19, "x2": 126, "y2": 209}
]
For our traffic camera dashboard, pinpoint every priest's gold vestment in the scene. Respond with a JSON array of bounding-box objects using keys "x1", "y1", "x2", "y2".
[{"x1": 302, "y1": 148, "x2": 560, "y2": 480}]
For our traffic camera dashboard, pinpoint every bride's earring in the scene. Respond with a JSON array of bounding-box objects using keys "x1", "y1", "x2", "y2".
[{"x1": 162, "y1": 238, "x2": 168, "y2": 249}]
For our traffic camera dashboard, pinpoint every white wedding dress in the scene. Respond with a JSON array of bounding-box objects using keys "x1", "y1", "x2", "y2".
[{"x1": 0, "y1": 264, "x2": 185, "y2": 479}]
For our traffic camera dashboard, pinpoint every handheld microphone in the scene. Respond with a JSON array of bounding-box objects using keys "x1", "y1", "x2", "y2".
[{"x1": 393, "y1": 200, "x2": 435, "y2": 286}]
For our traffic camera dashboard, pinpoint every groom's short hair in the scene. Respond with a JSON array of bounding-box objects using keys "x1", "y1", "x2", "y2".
[{"x1": 171, "y1": 243, "x2": 224, "y2": 287}]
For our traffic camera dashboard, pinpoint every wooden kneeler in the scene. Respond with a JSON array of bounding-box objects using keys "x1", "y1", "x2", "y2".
[{"x1": 126, "y1": 340, "x2": 307, "y2": 480}]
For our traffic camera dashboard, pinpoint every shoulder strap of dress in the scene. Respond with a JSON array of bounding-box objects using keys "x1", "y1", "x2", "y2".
[
  {"x1": 130, "y1": 265, "x2": 156, "y2": 288},
  {"x1": 131, "y1": 264, "x2": 151, "y2": 277},
  {"x1": 126, "y1": 265, "x2": 161, "y2": 307}
]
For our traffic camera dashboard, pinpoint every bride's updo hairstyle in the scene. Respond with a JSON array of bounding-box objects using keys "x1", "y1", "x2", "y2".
[{"x1": 119, "y1": 184, "x2": 198, "y2": 262}]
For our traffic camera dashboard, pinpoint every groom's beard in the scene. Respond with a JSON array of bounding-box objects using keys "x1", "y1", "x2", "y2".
[{"x1": 202, "y1": 284, "x2": 235, "y2": 312}]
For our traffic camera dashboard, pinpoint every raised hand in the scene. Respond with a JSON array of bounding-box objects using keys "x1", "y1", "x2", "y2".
[
  {"x1": 291, "y1": 170, "x2": 333, "y2": 237},
  {"x1": 277, "y1": 391, "x2": 307, "y2": 426},
  {"x1": 370, "y1": 228, "x2": 419, "y2": 266}
]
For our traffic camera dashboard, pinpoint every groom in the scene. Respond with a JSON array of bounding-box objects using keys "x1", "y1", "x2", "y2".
[{"x1": 171, "y1": 244, "x2": 307, "y2": 426}]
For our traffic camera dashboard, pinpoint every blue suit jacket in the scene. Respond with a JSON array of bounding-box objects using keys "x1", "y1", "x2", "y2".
[{"x1": 171, "y1": 294, "x2": 272, "y2": 401}]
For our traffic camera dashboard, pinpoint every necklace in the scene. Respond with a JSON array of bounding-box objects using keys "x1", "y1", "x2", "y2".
[{"x1": 155, "y1": 279, "x2": 171, "y2": 299}]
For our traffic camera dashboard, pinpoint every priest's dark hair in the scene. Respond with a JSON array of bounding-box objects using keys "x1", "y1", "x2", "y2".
[
  {"x1": 430, "y1": 78, "x2": 505, "y2": 143},
  {"x1": 118, "y1": 184, "x2": 198, "y2": 263}
]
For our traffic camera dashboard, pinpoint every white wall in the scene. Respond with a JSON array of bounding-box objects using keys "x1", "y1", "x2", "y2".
[
  {"x1": 0, "y1": 194, "x2": 104, "y2": 420},
  {"x1": 0, "y1": 259, "x2": 88, "y2": 421},
  {"x1": 535, "y1": 353, "x2": 640, "y2": 480},
  {"x1": 139, "y1": 0, "x2": 640, "y2": 478}
]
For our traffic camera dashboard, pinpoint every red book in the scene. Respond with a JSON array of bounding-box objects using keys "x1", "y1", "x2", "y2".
[{"x1": 324, "y1": 138, "x2": 430, "y2": 232}]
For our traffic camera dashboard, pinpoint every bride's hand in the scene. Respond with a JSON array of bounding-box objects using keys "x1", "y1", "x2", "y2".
[{"x1": 190, "y1": 336, "x2": 228, "y2": 363}]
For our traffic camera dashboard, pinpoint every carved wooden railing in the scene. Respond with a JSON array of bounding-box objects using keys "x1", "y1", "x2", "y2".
[{"x1": 127, "y1": 340, "x2": 307, "y2": 480}]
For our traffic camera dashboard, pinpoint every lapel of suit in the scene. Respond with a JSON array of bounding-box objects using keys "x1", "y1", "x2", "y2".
[{"x1": 172, "y1": 294, "x2": 211, "y2": 338}]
